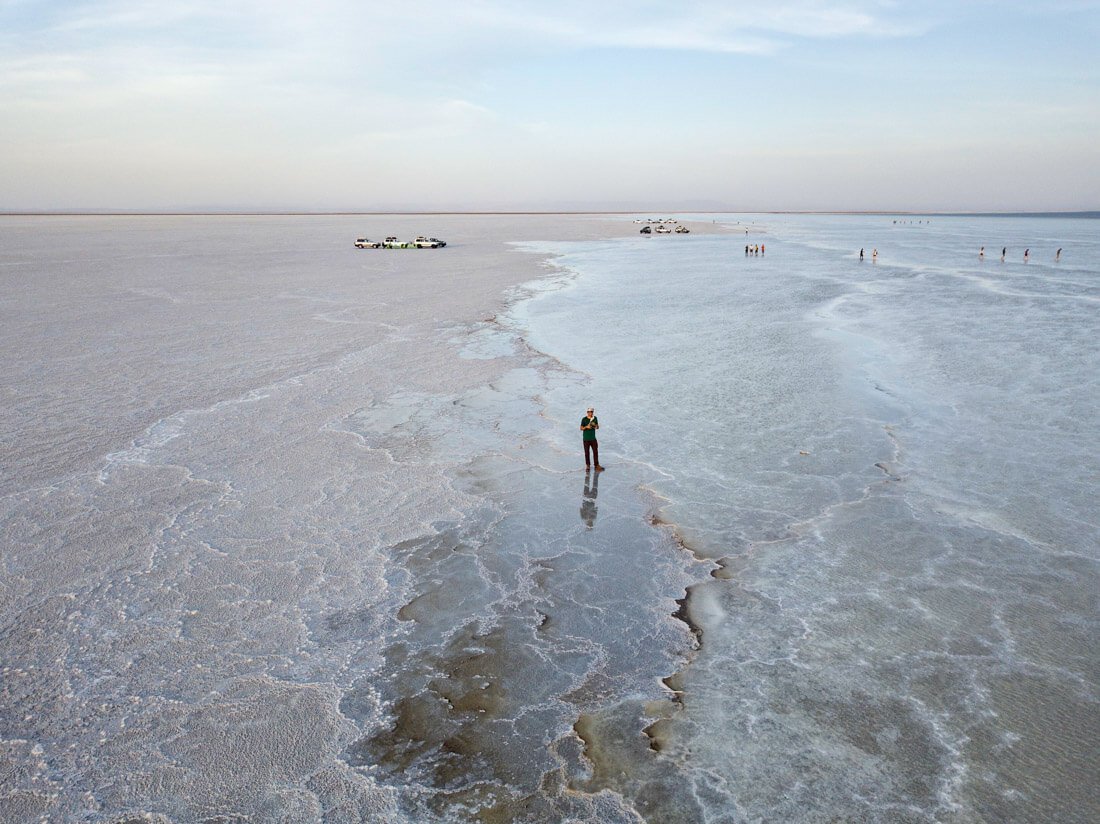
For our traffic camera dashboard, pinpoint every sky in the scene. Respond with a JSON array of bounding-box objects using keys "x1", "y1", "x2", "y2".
[{"x1": 2, "y1": 0, "x2": 1099, "y2": 212}]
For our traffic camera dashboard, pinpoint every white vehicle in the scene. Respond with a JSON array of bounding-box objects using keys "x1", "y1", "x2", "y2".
[
  {"x1": 654, "y1": 225, "x2": 672, "y2": 234},
  {"x1": 354, "y1": 236, "x2": 448, "y2": 249}
]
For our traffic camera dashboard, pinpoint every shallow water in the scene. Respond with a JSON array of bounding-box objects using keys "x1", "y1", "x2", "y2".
[
  {"x1": 512, "y1": 214, "x2": 1100, "y2": 822},
  {"x1": 1, "y1": 213, "x2": 1097, "y2": 823}
]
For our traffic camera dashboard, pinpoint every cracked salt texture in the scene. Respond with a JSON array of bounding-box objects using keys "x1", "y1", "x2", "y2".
[{"x1": 3, "y1": 213, "x2": 1098, "y2": 823}]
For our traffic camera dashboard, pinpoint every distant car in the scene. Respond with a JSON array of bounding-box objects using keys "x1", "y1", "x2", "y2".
[
  {"x1": 640, "y1": 225, "x2": 652, "y2": 234},
  {"x1": 675, "y1": 226, "x2": 690, "y2": 233},
  {"x1": 655, "y1": 225, "x2": 672, "y2": 234},
  {"x1": 356, "y1": 235, "x2": 448, "y2": 249}
]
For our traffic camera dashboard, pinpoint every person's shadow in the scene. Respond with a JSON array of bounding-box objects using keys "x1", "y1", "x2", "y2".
[{"x1": 580, "y1": 469, "x2": 599, "y2": 529}]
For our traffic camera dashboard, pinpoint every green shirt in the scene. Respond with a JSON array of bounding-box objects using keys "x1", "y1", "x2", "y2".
[{"x1": 581, "y1": 416, "x2": 598, "y2": 442}]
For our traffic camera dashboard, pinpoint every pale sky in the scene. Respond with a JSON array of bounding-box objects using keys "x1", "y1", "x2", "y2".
[{"x1": 2, "y1": 0, "x2": 1099, "y2": 211}]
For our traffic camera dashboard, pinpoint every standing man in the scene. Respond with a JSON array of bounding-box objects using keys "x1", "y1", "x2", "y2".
[{"x1": 581, "y1": 407, "x2": 604, "y2": 471}]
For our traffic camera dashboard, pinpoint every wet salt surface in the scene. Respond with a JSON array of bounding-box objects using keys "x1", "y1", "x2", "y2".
[
  {"x1": 514, "y1": 214, "x2": 1100, "y2": 822},
  {"x1": 2, "y1": 213, "x2": 1098, "y2": 823},
  {"x1": 2, "y1": 214, "x2": 702, "y2": 822}
]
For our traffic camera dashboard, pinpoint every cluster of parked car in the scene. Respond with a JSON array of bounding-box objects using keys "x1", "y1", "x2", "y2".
[
  {"x1": 354, "y1": 236, "x2": 447, "y2": 249},
  {"x1": 639, "y1": 224, "x2": 690, "y2": 235}
]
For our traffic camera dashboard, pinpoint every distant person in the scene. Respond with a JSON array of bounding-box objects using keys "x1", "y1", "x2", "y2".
[
  {"x1": 1024, "y1": 249, "x2": 1030, "y2": 263},
  {"x1": 1056, "y1": 248, "x2": 1062, "y2": 261},
  {"x1": 860, "y1": 248, "x2": 864, "y2": 261},
  {"x1": 581, "y1": 407, "x2": 603, "y2": 471},
  {"x1": 979, "y1": 246, "x2": 985, "y2": 259},
  {"x1": 745, "y1": 245, "x2": 749, "y2": 255},
  {"x1": 761, "y1": 244, "x2": 765, "y2": 255},
  {"x1": 1001, "y1": 247, "x2": 1006, "y2": 262},
  {"x1": 872, "y1": 248, "x2": 878, "y2": 262}
]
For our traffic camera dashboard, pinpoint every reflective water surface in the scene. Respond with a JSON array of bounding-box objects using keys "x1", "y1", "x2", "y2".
[{"x1": 513, "y1": 214, "x2": 1100, "y2": 823}]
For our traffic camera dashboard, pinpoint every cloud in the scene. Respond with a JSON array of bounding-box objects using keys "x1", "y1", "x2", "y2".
[
  {"x1": 453, "y1": 1, "x2": 925, "y2": 53},
  {"x1": 0, "y1": 0, "x2": 931, "y2": 115},
  {"x1": 3, "y1": 1, "x2": 923, "y2": 67}
]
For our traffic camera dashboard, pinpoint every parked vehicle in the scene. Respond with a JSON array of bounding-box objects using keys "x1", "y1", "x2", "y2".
[{"x1": 354, "y1": 235, "x2": 448, "y2": 249}]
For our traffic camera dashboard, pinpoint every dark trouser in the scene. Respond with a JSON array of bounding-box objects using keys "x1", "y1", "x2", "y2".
[{"x1": 584, "y1": 439, "x2": 599, "y2": 467}]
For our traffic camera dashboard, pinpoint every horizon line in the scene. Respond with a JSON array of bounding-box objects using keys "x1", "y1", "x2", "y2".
[{"x1": 2, "y1": 209, "x2": 1098, "y2": 218}]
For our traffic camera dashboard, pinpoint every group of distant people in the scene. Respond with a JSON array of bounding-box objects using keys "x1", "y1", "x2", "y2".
[
  {"x1": 745, "y1": 244, "x2": 764, "y2": 256},
  {"x1": 855, "y1": 245, "x2": 1064, "y2": 265},
  {"x1": 979, "y1": 246, "x2": 1062, "y2": 262}
]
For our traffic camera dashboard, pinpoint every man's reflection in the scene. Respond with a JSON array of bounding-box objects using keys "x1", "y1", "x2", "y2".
[{"x1": 580, "y1": 468, "x2": 599, "y2": 528}]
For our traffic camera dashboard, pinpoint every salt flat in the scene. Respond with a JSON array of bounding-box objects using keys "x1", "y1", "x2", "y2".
[{"x1": 3, "y1": 212, "x2": 1096, "y2": 823}]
